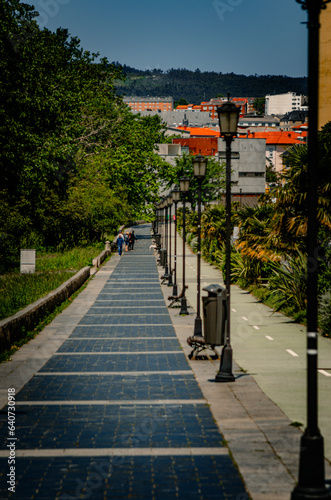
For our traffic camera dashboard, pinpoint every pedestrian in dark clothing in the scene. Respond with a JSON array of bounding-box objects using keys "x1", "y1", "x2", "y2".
[
  {"x1": 125, "y1": 232, "x2": 130, "y2": 251},
  {"x1": 131, "y1": 231, "x2": 137, "y2": 250},
  {"x1": 128, "y1": 232, "x2": 132, "y2": 251}
]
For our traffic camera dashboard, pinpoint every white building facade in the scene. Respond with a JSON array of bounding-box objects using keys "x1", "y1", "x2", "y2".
[{"x1": 265, "y1": 92, "x2": 305, "y2": 115}]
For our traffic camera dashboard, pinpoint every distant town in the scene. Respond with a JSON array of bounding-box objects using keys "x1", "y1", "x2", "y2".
[{"x1": 124, "y1": 92, "x2": 308, "y2": 205}]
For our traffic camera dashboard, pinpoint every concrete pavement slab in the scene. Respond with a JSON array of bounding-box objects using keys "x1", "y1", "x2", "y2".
[{"x1": 0, "y1": 225, "x2": 249, "y2": 499}]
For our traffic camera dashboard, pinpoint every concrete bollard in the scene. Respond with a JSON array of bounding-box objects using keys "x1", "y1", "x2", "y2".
[{"x1": 105, "y1": 241, "x2": 111, "y2": 251}]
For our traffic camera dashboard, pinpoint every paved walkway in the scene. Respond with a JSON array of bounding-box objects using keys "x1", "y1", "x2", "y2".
[
  {"x1": 0, "y1": 225, "x2": 249, "y2": 499},
  {"x1": 172, "y1": 226, "x2": 331, "y2": 452},
  {"x1": 168, "y1": 222, "x2": 331, "y2": 499}
]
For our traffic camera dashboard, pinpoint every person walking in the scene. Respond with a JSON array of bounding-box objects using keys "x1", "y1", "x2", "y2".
[
  {"x1": 124, "y1": 232, "x2": 130, "y2": 251},
  {"x1": 116, "y1": 232, "x2": 124, "y2": 256},
  {"x1": 130, "y1": 231, "x2": 137, "y2": 250}
]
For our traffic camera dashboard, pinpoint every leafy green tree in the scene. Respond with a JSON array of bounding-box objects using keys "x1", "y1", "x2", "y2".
[
  {"x1": 266, "y1": 163, "x2": 279, "y2": 184},
  {"x1": 158, "y1": 152, "x2": 226, "y2": 208},
  {"x1": 175, "y1": 98, "x2": 188, "y2": 108},
  {"x1": 0, "y1": 0, "x2": 169, "y2": 262},
  {"x1": 253, "y1": 97, "x2": 265, "y2": 115}
]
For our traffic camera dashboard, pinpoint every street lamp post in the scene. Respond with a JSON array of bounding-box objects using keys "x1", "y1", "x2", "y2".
[
  {"x1": 291, "y1": 1, "x2": 331, "y2": 499},
  {"x1": 171, "y1": 186, "x2": 180, "y2": 296},
  {"x1": 193, "y1": 154, "x2": 207, "y2": 336},
  {"x1": 164, "y1": 201, "x2": 169, "y2": 276},
  {"x1": 160, "y1": 199, "x2": 166, "y2": 265},
  {"x1": 215, "y1": 94, "x2": 240, "y2": 383},
  {"x1": 179, "y1": 176, "x2": 190, "y2": 315},
  {"x1": 167, "y1": 194, "x2": 173, "y2": 287}
]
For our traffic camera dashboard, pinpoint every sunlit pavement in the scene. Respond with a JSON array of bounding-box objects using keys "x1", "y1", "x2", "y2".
[{"x1": 0, "y1": 224, "x2": 248, "y2": 500}]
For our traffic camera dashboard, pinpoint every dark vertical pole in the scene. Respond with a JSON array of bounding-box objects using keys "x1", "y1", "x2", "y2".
[
  {"x1": 164, "y1": 205, "x2": 168, "y2": 274},
  {"x1": 168, "y1": 202, "x2": 173, "y2": 286},
  {"x1": 292, "y1": 1, "x2": 330, "y2": 499},
  {"x1": 215, "y1": 136, "x2": 235, "y2": 382},
  {"x1": 173, "y1": 201, "x2": 178, "y2": 296},
  {"x1": 156, "y1": 207, "x2": 158, "y2": 234},
  {"x1": 194, "y1": 178, "x2": 203, "y2": 336},
  {"x1": 180, "y1": 196, "x2": 188, "y2": 315}
]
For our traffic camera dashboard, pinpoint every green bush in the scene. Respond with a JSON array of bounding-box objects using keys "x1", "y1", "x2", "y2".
[
  {"x1": 318, "y1": 290, "x2": 331, "y2": 338},
  {"x1": 267, "y1": 252, "x2": 307, "y2": 317}
]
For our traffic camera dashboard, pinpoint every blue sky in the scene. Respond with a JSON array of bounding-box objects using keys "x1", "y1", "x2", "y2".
[{"x1": 25, "y1": 0, "x2": 308, "y2": 77}]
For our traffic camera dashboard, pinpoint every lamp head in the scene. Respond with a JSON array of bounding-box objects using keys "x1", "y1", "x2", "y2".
[
  {"x1": 179, "y1": 176, "x2": 190, "y2": 193},
  {"x1": 193, "y1": 154, "x2": 207, "y2": 179},
  {"x1": 217, "y1": 94, "x2": 240, "y2": 138},
  {"x1": 172, "y1": 185, "x2": 180, "y2": 202}
]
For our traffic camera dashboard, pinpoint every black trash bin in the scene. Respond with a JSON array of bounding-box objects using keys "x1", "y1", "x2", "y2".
[
  {"x1": 159, "y1": 248, "x2": 167, "y2": 267},
  {"x1": 202, "y1": 284, "x2": 226, "y2": 346}
]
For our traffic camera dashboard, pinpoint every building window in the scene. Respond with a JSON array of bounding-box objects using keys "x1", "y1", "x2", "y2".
[{"x1": 239, "y1": 172, "x2": 264, "y2": 177}]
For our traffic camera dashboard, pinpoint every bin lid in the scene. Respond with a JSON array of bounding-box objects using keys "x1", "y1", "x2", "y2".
[{"x1": 202, "y1": 284, "x2": 224, "y2": 294}]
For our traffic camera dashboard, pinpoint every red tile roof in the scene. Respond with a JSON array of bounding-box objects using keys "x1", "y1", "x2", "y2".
[
  {"x1": 246, "y1": 131, "x2": 302, "y2": 145},
  {"x1": 176, "y1": 126, "x2": 220, "y2": 137}
]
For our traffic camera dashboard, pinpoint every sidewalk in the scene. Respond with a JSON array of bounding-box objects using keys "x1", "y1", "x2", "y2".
[
  {"x1": 0, "y1": 222, "x2": 330, "y2": 499},
  {"x1": 0, "y1": 225, "x2": 248, "y2": 499},
  {"x1": 167, "y1": 224, "x2": 331, "y2": 496}
]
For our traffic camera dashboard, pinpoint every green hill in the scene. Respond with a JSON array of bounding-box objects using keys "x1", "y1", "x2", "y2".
[{"x1": 114, "y1": 64, "x2": 307, "y2": 104}]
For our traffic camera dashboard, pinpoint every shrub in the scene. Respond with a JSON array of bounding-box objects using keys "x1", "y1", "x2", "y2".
[{"x1": 318, "y1": 290, "x2": 331, "y2": 338}]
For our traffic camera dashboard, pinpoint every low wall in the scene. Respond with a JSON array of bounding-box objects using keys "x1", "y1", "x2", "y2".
[
  {"x1": 0, "y1": 227, "x2": 147, "y2": 353},
  {"x1": 92, "y1": 249, "x2": 111, "y2": 268},
  {"x1": 0, "y1": 266, "x2": 90, "y2": 353}
]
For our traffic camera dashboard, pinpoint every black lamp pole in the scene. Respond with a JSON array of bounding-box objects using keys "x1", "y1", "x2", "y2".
[
  {"x1": 171, "y1": 186, "x2": 180, "y2": 296},
  {"x1": 292, "y1": 2, "x2": 331, "y2": 499},
  {"x1": 167, "y1": 194, "x2": 173, "y2": 287},
  {"x1": 164, "y1": 202, "x2": 169, "y2": 275},
  {"x1": 179, "y1": 176, "x2": 190, "y2": 315},
  {"x1": 215, "y1": 94, "x2": 240, "y2": 383},
  {"x1": 193, "y1": 155, "x2": 207, "y2": 336},
  {"x1": 155, "y1": 204, "x2": 158, "y2": 234},
  {"x1": 161, "y1": 199, "x2": 166, "y2": 260}
]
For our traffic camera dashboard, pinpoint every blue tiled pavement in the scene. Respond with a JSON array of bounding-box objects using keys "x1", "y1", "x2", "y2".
[{"x1": 0, "y1": 224, "x2": 249, "y2": 499}]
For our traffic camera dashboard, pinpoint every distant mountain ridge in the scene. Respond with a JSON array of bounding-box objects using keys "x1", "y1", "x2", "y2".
[{"x1": 114, "y1": 64, "x2": 308, "y2": 104}]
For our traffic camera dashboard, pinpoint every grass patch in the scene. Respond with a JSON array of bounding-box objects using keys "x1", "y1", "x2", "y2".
[
  {"x1": 248, "y1": 284, "x2": 306, "y2": 325},
  {"x1": 0, "y1": 243, "x2": 105, "y2": 321},
  {"x1": 0, "y1": 277, "x2": 92, "y2": 363}
]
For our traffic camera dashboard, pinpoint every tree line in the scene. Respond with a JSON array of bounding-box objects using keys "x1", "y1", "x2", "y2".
[
  {"x1": 114, "y1": 65, "x2": 307, "y2": 104},
  {"x1": 0, "y1": 0, "x2": 170, "y2": 271}
]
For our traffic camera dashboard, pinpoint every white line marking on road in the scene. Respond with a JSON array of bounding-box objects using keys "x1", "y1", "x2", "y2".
[
  {"x1": 265, "y1": 336, "x2": 274, "y2": 341},
  {"x1": 242, "y1": 317, "x2": 248, "y2": 321},
  {"x1": 36, "y1": 371, "x2": 193, "y2": 376},
  {"x1": 286, "y1": 349, "x2": 299, "y2": 357},
  {"x1": 253, "y1": 326, "x2": 260, "y2": 330},
  {"x1": 16, "y1": 399, "x2": 206, "y2": 406},
  {"x1": 54, "y1": 351, "x2": 183, "y2": 356},
  {"x1": 318, "y1": 369, "x2": 331, "y2": 377},
  {"x1": 0, "y1": 448, "x2": 229, "y2": 458},
  {"x1": 232, "y1": 308, "x2": 237, "y2": 312}
]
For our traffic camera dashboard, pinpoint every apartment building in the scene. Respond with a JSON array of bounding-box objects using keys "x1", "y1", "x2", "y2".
[
  {"x1": 199, "y1": 98, "x2": 248, "y2": 119},
  {"x1": 123, "y1": 96, "x2": 173, "y2": 112},
  {"x1": 245, "y1": 131, "x2": 302, "y2": 173},
  {"x1": 265, "y1": 92, "x2": 306, "y2": 115},
  {"x1": 155, "y1": 135, "x2": 266, "y2": 206}
]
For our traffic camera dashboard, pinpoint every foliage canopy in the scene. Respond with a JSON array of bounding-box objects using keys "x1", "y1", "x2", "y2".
[{"x1": 0, "y1": 0, "x2": 169, "y2": 267}]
